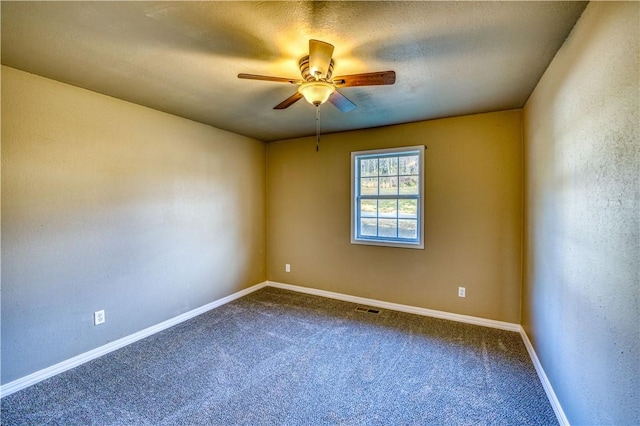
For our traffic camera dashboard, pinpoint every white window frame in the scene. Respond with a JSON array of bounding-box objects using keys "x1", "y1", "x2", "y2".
[{"x1": 351, "y1": 145, "x2": 425, "y2": 249}]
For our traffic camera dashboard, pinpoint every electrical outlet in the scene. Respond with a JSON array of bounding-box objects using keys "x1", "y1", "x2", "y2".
[
  {"x1": 94, "y1": 310, "x2": 105, "y2": 326},
  {"x1": 285, "y1": 264, "x2": 291, "y2": 273},
  {"x1": 458, "y1": 287, "x2": 466, "y2": 298}
]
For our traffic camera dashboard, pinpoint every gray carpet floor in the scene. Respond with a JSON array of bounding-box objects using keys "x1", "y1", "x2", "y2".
[{"x1": 1, "y1": 287, "x2": 557, "y2": 425}]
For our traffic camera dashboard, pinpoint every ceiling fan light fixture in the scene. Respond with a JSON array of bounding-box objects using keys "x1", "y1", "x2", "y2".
[
  {"x1": 298, "y1": 81, "x2": 335, "y2": 106},
  {"x1": 238, "y1": 39, "x2": 395, "y2": 114}
]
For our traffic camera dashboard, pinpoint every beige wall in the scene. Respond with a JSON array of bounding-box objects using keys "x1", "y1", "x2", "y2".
[
  {"x1": 1, "y1": 66, "x2": 266, "y2": 383},
  {"x1": 267, "y1": 110, "x2": 523, "y2": 323},
  {"x1": 523, "y1": 2, "x2": 639, "y2": 424}
]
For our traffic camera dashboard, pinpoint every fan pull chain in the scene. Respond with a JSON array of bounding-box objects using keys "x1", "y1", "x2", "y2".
[{"x1": 315, "y1": 105, "x2": 320, "y2": 152}]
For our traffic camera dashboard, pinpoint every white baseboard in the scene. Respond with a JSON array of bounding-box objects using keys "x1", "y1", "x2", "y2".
[
  {"x1": 268, "y1": 281, "x2": 567, "y2": 425},
  {"x1": 519, "y1": 329, "x2": 570, "y2": 426},
  {"x1": 2, "y1": 279, "x2": 568, "y2": 426},
  {"x1": 267, "y1": 281, "x2": 521, "y2": 332},
  {"x1": 0, "y1": 281, "x2": 268, "y2": 398}
]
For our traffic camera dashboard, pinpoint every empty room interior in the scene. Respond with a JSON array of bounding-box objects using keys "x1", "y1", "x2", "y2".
[{"x1": 1, "y1": 1, "x2": 638, "y2": 425}]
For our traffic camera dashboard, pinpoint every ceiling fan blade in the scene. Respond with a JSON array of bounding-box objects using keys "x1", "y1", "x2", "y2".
[
  {"x1": 333, "y1": 71, "x2": 396, "y2": 87},
  {"x1": 274, "y1": 92, "x2": 304, "y2": 109},
  {"x1": 329, "y1": 90, "x2": 356, "y2": 112},
  {"x1": 309, "y1": 39, "x2": 334, "y2": 79},
  {"x1": 238, "y1": 73, "x2": 299, "y2": 84}
]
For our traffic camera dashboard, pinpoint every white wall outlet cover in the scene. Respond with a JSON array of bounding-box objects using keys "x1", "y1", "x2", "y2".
[
  {"x1": 285, "y1": 264, "x2": 291, "y2": 272},
  {"x1": 458, "y1": 287, "x2": 466, "y2": 298},
  {"x1": 94, "y1": 310, "x2": 105, "y2": 325}
]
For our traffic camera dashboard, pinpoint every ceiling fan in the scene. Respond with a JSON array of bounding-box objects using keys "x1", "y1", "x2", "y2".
[{"x1": 238, "y1": 39, "x2": 396, "y2": 112}]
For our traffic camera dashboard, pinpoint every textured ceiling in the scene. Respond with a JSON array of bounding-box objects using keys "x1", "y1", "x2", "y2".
[{"x1": 1, "y1": 1, "x2": 587, "y2": 142}]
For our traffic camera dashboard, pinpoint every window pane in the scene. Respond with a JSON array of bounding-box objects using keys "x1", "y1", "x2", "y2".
[
  {"x1": 399, "y1": 155, "x2": 419, "y2": 175},
  {"x1": 360, "y1": 218, "x2": 377, "y2": 236},
  {"x1": 352, "y1": 146, "x2": 424, "y2": 249},
  {"x1": 360, "y1": 200, "x2": 377, "y2": 218},
  {"x1": 360, "y1": 158, "x2": 378, "y2": 177},
  {"x1": 378, "y1": 199, "x2": 397, "y2": 218},
  {"x1": 378, "y1": 219, "x2": 397, "y2": 238},
  {"x1": 399, "y1": 176, "x2": 419, "y2": 195},
  {"x1": 398, "y1": 219, "x2": 417, "y2": 239},
  {"x1": 378, "y1": 157, "x2": 398, "y2": 176},
  {"x1": 379, "y1": 177, "x2": 398, "y2": 195},
  {"x1": 360, "y1": 178, "x2": 378, "y2": 195},
  {"x1": 399, "y1": 199, "x2": 417, "y2": 218}
]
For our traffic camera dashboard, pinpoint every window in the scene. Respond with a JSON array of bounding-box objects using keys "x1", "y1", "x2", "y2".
[{"x1": 351, "y1": 145, "x2": 425, "y2": 249}]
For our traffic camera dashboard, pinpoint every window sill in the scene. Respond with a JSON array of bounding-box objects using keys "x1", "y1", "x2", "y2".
[{"x1": 351, "y1": 238, "x2": 424, "y2": 250}]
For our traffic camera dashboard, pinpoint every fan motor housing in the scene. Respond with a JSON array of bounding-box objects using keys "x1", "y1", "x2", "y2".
[{"x1": 299, "y1": 55, "x2": 334, "y2": 81}]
